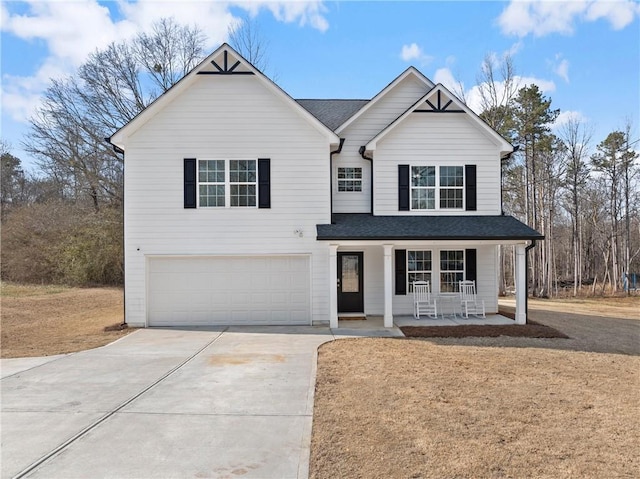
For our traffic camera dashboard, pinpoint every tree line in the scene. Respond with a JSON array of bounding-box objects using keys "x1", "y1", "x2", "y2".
[
  {"x1": 469, "y1": 55, "x2": 639, "y2": 296},
  {"x1": 2, "y1": 20, "x2": 638, "y2": 295}
]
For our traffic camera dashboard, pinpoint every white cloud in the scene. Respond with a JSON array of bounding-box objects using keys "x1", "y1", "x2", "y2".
[
  {"x1": 263, "y1": 1, "x2": 329, "y2": 32},
  {"x1": 462, "y1": 75, "x2": 556, "y2": 115},
  {"x1": 553, "y1": 110, "x2": 588, "y2": 129},
  {"x1": 1, "y1": 0, "x2": 331, "y2": 124},
  {"x1": 400, "y1": 43, "x2": 434, "y2": 65},
  {"x1": 555, "y1": 58, "x2": 570, "y2": 83},
  {"x1": 433, "y1": 67, "x2": 460, "y2": 93},
  {"x1": 498, "y1": 0, "x2": 640, "y2": 37}
]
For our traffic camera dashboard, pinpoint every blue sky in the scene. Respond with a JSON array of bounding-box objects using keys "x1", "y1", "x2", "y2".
[{"x1": 2, "y1": 0, "x2": 639, "y2": 171}]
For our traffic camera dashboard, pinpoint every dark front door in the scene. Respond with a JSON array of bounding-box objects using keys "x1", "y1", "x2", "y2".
[{"x1": 337, "y1": 252, "x2": 364, "y2": 313}]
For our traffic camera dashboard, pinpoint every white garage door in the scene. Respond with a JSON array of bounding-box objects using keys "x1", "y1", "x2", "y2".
[{"x1": 147, "y1": 256, "x2": 311, "y2": 326}]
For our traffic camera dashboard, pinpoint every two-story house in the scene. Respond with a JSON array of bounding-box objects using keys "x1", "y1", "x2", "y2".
[{"x1": 109, "y1": 43, "x2": 542, "y2": 329}]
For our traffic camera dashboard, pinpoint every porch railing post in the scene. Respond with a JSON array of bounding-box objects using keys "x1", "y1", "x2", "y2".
[
  {"x1": 383, "y1": 244, "x2": 394, "y2": 328},
  {"x1": 515, "y1": 243, "x2": 527, "y2": 324},
  {"x1": 329, "y1": 244, "x2": 339, "y2": 328}
]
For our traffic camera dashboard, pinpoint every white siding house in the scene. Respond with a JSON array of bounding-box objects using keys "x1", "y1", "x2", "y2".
[{"x1": 110, "y1": 44, "x2": 542, "y2": 328}]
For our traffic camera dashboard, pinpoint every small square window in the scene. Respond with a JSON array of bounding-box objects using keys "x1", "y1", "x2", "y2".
[{"x1": 338, "y1": 167, "x2": 362, "y2": 192}]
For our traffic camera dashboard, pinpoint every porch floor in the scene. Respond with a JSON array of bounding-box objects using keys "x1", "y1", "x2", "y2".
[{"x1": 334, "y1": 314, "x2": 515, "y2": 337}]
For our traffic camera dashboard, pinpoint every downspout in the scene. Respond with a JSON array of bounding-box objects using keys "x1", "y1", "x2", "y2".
[
  {"x1": 106, "y1": 136, "x2": 127, "y2": 326},
  {"x1": 524, "y1": 239, "x2": 537, "y2": 323},
  {"x1": 359, "y1": 146, "x2": 374, "y2": 214},
  {"x1": 330, "y1": 138, "x2": 345, "y2": 224}
]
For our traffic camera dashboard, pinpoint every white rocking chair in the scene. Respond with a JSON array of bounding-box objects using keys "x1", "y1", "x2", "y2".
[
  {"x1": 413, "y1": 281, "x2": 437, "y2": 319},
  {"x1": 459, "y1": 280, "x2": 485, "y2": 318}
]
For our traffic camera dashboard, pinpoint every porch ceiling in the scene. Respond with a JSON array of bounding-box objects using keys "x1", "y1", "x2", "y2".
[{"x1": 317, "y1": 214, "x2": 544, "y2": 241}]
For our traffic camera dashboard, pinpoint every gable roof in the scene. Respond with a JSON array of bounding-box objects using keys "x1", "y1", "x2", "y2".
[
  {"x1": 317, "y1": 214, "x2": 543, "y2": 241},
  {"x1": 364, "y1": 83, "x2": 513, "y2": 156},
  {"x1": 296, "y1": 99, "x2": 369, "y2": 131},
  {"x1": 109, "y1": 43, "x2": 340, "y2": 149},
  {"x1": 334, "y1": 67, "x2": 435, "y2": 134}
]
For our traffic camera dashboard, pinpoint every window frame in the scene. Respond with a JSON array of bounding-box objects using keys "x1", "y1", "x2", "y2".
[
  {"x1": 410, "y1": 165, "x2": 464, "y2": 211},
  {"x1": 197, "y1": 158, "x2": 258, "y2": 208},
  {"x1": 439, "y1": 249, "x2": 465, "y2": 292},
  {"x1": 337, "y1": 167, "x2": 363, "y2": 192},
  {"x1": 407, "y1": 250, "x2": 432, "y2": 292}
]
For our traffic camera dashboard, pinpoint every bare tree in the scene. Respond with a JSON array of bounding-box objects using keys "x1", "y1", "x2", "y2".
[
  {"x1": 559, "y1": 117, "x2": 593, "y2": 295},
  {"x1": 228, "y1": 16, "x2": 274, "y2": 78},
  {"x1": 477, "y1": 53, "x2": 520, "y2": 140},
  {"x1": 23, "y1": 18, "x2": 208, "y2": 210}
]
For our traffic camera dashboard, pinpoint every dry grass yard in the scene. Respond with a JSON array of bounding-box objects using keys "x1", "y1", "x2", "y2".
[
  {"x1": 1, "y1": 283, "x2": 130, "y2": 358},
  {"x1": 310, "y1": 339, "x2": 639, "y2": 479},
  {"x1": 310, "y1": 297, "x2": 640, "y2": 479}
]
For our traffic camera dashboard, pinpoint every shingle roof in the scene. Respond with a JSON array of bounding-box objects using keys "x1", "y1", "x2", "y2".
[
  {"x1": 296, "y1": 99, "x2": 369, "y2": 131},
  {"x1": 316, "y1": 214, "x2": 544, "y2": 241}
]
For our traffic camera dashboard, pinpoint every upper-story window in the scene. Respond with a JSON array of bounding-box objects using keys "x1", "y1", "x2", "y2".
[
  {"x1": 199, "y1": 159, "x2": 257, "y2": 207},
  {"x1": 410, "y1": 165, "x2": 463, "y2": 210},
  {"x1": 338, "y1": 167, "x2": 362, "y2": 192}
]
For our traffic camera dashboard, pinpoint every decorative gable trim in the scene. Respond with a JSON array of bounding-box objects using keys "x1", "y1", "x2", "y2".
[
  {"x1": 334, "y1": 67, "x2": 435, "y2": 134},
  {"x1": 109, "y1": 43, "x2": 339, "y2": 150},
  {"x1": 197, "y1": 50, "x2": 254, "y2": 75},
  {"x1": 415, "y1": 90, "x2": 463, "y2": 113},
  {"x1": 364, "y1": 83, "x2": 513, "y2": 156}
]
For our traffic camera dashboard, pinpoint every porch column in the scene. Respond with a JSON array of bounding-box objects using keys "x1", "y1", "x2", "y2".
[
  {"x1": 515, "y1": 243, "x2": 527, "y2": 325},
  {"x1": 329, "y1": 244, "x2": 339, "y2": 328},
  {"x1": 383, "y1": 244, "x2": 394, "y2": 328}
]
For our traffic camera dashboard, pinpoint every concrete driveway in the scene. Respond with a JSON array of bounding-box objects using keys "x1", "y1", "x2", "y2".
[{"x1": 1, "y1": 327, "x2": 335, "y2": 479}]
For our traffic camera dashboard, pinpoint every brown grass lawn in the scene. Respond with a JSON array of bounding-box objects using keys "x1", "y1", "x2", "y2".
[
  {"x1": 1, "y1": 283, "x2": 131, "y2": 358},
  {"x1": 310, "y1": 297, "x2": 640, "y2": 479}
]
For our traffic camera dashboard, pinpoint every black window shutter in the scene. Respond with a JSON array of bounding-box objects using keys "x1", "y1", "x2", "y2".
[
  {"x1": 465, "y1": 248, "x2": 477, "y2": 282},
  {"x1": 465, "y1": 165, "x2": 477, "y2": 211},
  {"x1": 398, "y1": 164, "x2": 410, "y2": 211},
  {"x1": 184, "y1": 158, "x2": 197, "y2": 208},
  {"x1": 395, "y1": 249, "x2": 407, "y2": 295},
  {"x1": 258, "y1": 158, "x2": 271, "y2": 209}
]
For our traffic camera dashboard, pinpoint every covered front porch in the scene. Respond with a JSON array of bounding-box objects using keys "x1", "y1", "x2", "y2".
[{"x1": 317, "y1": 214, "x2": 544, "y2": 329}]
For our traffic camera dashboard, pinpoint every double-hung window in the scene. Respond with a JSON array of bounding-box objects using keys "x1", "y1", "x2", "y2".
[
  {"x1": 440, "y1": 250, "x2": 464, "y2": 292},
  {"x1": 439, "y1": 166, "x2": 463, "y2": 209},
  {"x1": 410, "y1": 165, "x2": 463, "y2": 210},
  {"x1": 411, "y1": 166, "x2": 436, "y2": 209},
  {"x1": 407, "y1": 250, "x2": 432, "y2": 292},
  {"x1": 198, "y1": 159, "x2": 256, "y2": 207},
  {"x1": 338, "y1": 167, "x2": 362, "y2": 192}
]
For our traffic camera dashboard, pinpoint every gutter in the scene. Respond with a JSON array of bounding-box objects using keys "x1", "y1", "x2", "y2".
[
  {"x1": 525, "y1": 239, "x2": 537, "y2": 323},
  {"x1": 329, "y1": 138, "x2": 345, "y2": 224},
  {"x1": 105, "y1": 136, "x2": 124, "y2": 155},
  {"x1": 358, "y1": 146, "x2": 374, "y2": 214}
]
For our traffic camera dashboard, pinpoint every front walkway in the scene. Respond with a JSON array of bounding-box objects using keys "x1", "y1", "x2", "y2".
[{"x1": 334, "y1": 314, "x2": 514, "y2": 337}]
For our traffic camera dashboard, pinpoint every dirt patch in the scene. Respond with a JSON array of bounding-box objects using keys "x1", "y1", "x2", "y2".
[
  {"x1": 310, "y1": 338, "x2": 640, "y2": 479},
  {"x1": 209, "y1": 354, "x2": 286, "y2": 366},
  {"x1": 1, "y1": 283, "x2": 132, "y2": 358},
  {"x1": 401, "y1": 320, "x2": 568, "y2": 338}
]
